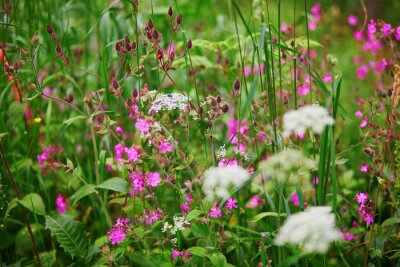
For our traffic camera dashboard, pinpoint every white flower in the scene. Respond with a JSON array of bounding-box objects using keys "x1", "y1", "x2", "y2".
[
  {"x1": 163, "y1": 216, "x2": 190, "y2": 235},
  {"x1": 216, "y1": 145, "x2": 227, "y2": 159},
  {"x1": 258, "y1": 149, "x2": 315, "y2": 185},
  {"x1": 149, "y1": 93, "x2": 190, "y2": 114},
  {"x1": 283, "y1": 105, "x2": 334, "y2": 138},
  {"x1": 170, "y1": 238, "x2": 177, "y2": 244},
  {"x1": 203, "y1": 165, "x2": 250, "y2": 200},
  {"x1": 275, "y1": 206, "x2": 340, "y2": 254},
  {"x1": 162, "y1": 222, "x2": 172, "y2": 233}
]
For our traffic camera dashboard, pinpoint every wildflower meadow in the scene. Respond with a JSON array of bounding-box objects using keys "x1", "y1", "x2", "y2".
[{"x1": 1, "y1": 0, "x2": 399, "y2": 266}]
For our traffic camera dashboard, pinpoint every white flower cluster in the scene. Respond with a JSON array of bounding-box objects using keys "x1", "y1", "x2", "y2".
[
  {"x1": 149, "y1": 93, "x2": 190, "y2": 114},
  {"x1": 203, "y1": 165, "x2": 250, "y2": 200},
  {"x1": 162, "y1": 216, "x2": 190, "y2": 235},
  {"x1": 275, "y1": 206, "x2": 340, "y2": 254},
  {"x1": 283, "y1": 105, "x2": 334, "y2": 138},
  {"x1": 216, "y1": 145, "x2": 226, "y2": 159},
  {"x1": 258, "y1": 149, "x2": 315, "y2": 185}
]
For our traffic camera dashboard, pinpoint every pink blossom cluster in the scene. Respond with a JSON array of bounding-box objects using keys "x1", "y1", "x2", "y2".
[
  {"x1": 209, "y1": 198, "x2": 238, "y2": 219},
  {"x1": 143, "y1": 209, "x2": 160, "y2": 225},
  {"x1": 129, "y1": 170, "x2": 162, "y2": 195},
  {"x1": 108, "y1": 218, "x2": 130, "y2": 245},
  {"x1": 308, "y1": 3, "x2": 322, "y2": 31},
  {"x1": 172, "y1": 249, "x2": 192, "y2": 260},
  {"x1": 244, "y1": 64, "x2": 265, "y2": 77},
  {"x1": 354, "y1": 192, "x2": 375, "y2": 225},
  {"x1": 37, "y1": 145, "x2": 57, "y2": 167},
  {"x1": 180, "y1": 193, "x2": 192, "y2": 214},
  {"x1": 227, "y1": 119, "x2": 249, "y2": 153},
  {"x1": 115, "y1": 144, "x2": 140, "y2": 168},
  {"x1": 245, "y1": 194, "x2": 264, "y2": 209}
]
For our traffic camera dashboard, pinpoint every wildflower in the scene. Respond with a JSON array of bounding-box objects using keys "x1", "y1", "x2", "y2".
[
  {"x1": 353, "y1": 30, "x2": 363, "y2": 41},
  {"x1": 298, "y1": 84, "x2": 310, "y2": 96},
  {"x1": 380, "y1": 23, "x2": 392, "y2": 36},
  {"x1": 363, "y1": 213, "x2": 374, "y2": 225},
  {"x1": 395, "y1": 26, "x2": 400, "y2": 41},
  {"x1": 244, "y1": 65, "x2": 252, "y2": 77},
  {"x1": 108, "y1": 218, "x2": 129, "y2": 245},
  {"x1": 246, "y1": 194, "x2": 264, "y2": 208},
  {"x1": 275, "y1": 206, "x2": 340, "y2": 254},
  {"x1": 158, "y1": 139, "x2": 174, "y2": 153},
  {"x1": 145, "y1": 211, "x2": 159, "y2": 225},
  {"x1": 37, "y1": 145, "x2": 57, "y2": 167},
  {"x1": 146, "y1": 172, "x2": 162, "y2": 187},
  {"x1": 347, "y1": 15, "x2": 358, "y2": 26},
  {"x1": 129, "y1": 171, "x2": 145, "y2": 195},
  {"x1": 281, "y1": 22, "x2": 288, "y2": 32},
  {"x1": 360, "y1": 164, "x2": 369, "y2": 173},
  {"x1": 172, "y1": 250, "x2": 181, "y2": 259},
  {"x1": 115, "y1": 126, "x2": 123, "y2": 135},
  {"x1": 203, "y1": 165, "x2": 250, "y2": 200},
  {"x1": 367, "y1": 20, "x2": 377, "y2": 36},
  {"x1": 355, "y1": 111, "x2": 363, "y2": 118},
  {"x1": 216, "y1": 144, "x2": 227, "y2": 159},
  {"x1": 149, "y1": 93, "x2": 190, "y2": 114},
  {"x1": 209, "y1": 203, "x2": 222, "y2": 218},
  {"x1": 356, "y1": 65, "x2": 369, "y2": 80},
  {"x1": 135, "y1": 118, "x2": 150, "y2": 134},
  {"x1": 56, "y1": 194, "x2": 67, "y2": 213},
  {"x1": 164, "y1": 216, "x2": 190, "y2": 235},
  {"x1": 360, "y1": 117, "x2": 368, "y2": 128},
  {"x1": 289, "y1": 192, "x2": 300, "y2": 207},
  {"x1": 322, "y1": 73, "x2": 332, "y2": 83},
  {"x1": 283, "y1": 105, "x2": 334, "y2": 138},
  {"x1": 355, "y1": 192, "x2": 368, "y2": 204},
  {"x1": 115, "y1": 144, "x2": 140, "y2": 168},
  {"x1": 226, "y1": 198, "x2": 238, "y2": 210}
]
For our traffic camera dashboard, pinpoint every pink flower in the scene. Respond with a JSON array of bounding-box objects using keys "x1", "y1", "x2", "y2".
[
  {"x1": 289, "y1": 192, "x2": 300, "y2": 207},
  {"x1": 309, "y1": 49, "x2": 317, "y2": 59},
  {"x1": 360, "y1": 118, "x2": 368, "y2": 128},
  {"x1": 354, "y1": 30, "x2": 363, "y2": 41},
  {"x1": 310, "y1": 3, "x2": 321, "y2": 19},
  {"x1": 209, "y1": 203, "x2": 222, "y2": 218},
  {"x1": 360, "y1": 164, "x2": 369, "y2": 173},
  {"x1": 367, "y1": 20, "x2": 377, "y2": 35},
  {"x1": 298, "y1": 84, "x2": 310, "y2": 96},
  {"x1": 363, "y1": 213, "x2": 374, "y2": 225},
  {"x1": 115, "y1": 126, "x2": 123, "y2": 135},
  {"x1": 56, "y1": 194, "x2": 67, "y2": 213},
  {"x1": 226, "y1": 198, "x2": 238, "y2": 210},
  {"x1": 130, "y1": 171, "x2": 145, "y2": 194},
  {"x1": 146, "y1": 172, "x2": 162, "y2": 187},
  {"x1": 158, "y1": 139, "x2": 174, "y2": 154},
  {"x1": 380, "y1": 23, "x2": 392, "y2": 36},
  {"x1": 347, "y1": 15, "x2": 358, "y2": 26},
  {"x1": 135, "y1": 118, "x2": 150, "y2": 134},
  {"x1": 355, "y1": 111, "x2": 363, "y2": 118},
  {"x1": 355, "y1": 192, "x2": 368, "y2": 204},
  {"x1": 218, "y1": 158, "x2": 238, "y2": 167},
  {"x1": 313, "y1": 176, "x2": 319, "y2": 185},
  {"x1": 244, "y1": 65, "x2": 252, "y2": 77},
  {"x1": 246, "y1": 195, "x2": 264, "y2": 208},
  {"x1": 346, "y1": 233, "x2": 355, "y2": 241},
  {"x1": 172, "y1": 250, "x2": 181, "y2": 259},
  {"x1": 395, "y1": 26, "x2": 400, "y2": 41},
  {"x1": 308, "y1": 20, "x2": 317, "y2": 31},
  {"x1": 125, "y1": 147, "x2": 140, "y2": 162},
  {"x1": 145, "y1": 211, "x2": 159, "y2": 225},
  {"x1": 281, "y1": 22, "x2": 288, "y2": 32},
  {"x1": 181, "y1": 203, "x2": 190, "y2": 213},
  {"x1": 322, "y1": 73, "x2": 332, "y2": 83},
  {"x1": 108, "y1": 218, "x2": 129, "y2": 245},
  {"x1": 356, "y1": 65, "x2": 369, "y2": 80}
]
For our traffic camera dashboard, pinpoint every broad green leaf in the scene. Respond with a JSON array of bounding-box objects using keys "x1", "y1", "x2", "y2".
[
  {"x1": 63, "y1": 115, "x2": 86, "y2": 126},
  {"x1": 191, "y1": 223, "x2": 209, "y2": 238},
  {"x1": 70, "y1": 184, "x2": 97, "y2": 206},
  {"x1": 45, "y1": 214, "x2": 90, "y2": 261},
  {"x1": 187, "y1": 247, "x2": 207, "y2": 257},
  {"x1": 382, "y1": 217, "x2": 400, "y2": 226},
  {"x1": 15, "y1": 224, "x2": 41, "y2": 254},
  {"x1": 186, "y1": 209, "x2": 203, "y2": 221},
  {"x1": 252, "y1": 212, "x2": 286, "y2": 222},
  {"x1": 18, "y1": 193, "x2": 46, "y2": 216},
  {"x1": 127, "y1": 252, "x2": 157, "y2": 267},
  {"x1": 206, "y1": 252, "x2": 228, "y2": 267},
  {"x1": 97, "y1": 177, "x2": 129, "y2": 193}
]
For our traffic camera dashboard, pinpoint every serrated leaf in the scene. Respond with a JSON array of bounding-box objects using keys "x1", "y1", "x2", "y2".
[
  {"x1": 45, "y1": 214, "x2": 90, "y2": 261},
  {"x1": 70, "y1": 184, "x2": 97, "y2": 206},
  {"x1": 252, "y1": 212, "x2": 286, "y2": 222},
  {"x1": 18, "y1": 193, "x2": 46, "y2": 216},
  {"x1": 97, "y1": 177, "x2": 129, "y2": 193},
  {"x1": 186, "y1": 209, "x2": 203, "y2": 221}
]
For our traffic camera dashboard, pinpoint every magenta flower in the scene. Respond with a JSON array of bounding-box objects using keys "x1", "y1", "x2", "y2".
[
  {"x1": 172, "y1": 250, "x2": 181, "y2": 259},
  {"x1": 158, "y1": 139, "x2": 174, "y2": 153},
  {"x1": 355, "y1": 192, "x2": 368, "y2": 205},
  {"x1": 146, "y1": 172, "x2": 162, "y2": 187},
  {"x1": 363, "y1": 213, "x2": 374, "y2": 225},
  {"x1": 245, "y1": 195, "x2": 264, "y2": 208},
  {"x1": 395, "y1": 26, "x2": 400, "y2": 41},
  {"x1": 108, "y1": 218, "x2": 129, "y2": 245},
  {"x1": 322, "y1": 73, "x2": 332, "y2": 83},
  {"x1": 298, "y1": 84, "x2": 310, "y2": 96},
  {"x1": 226, "y1": 198, "x2": 238, "y2": 210},
  {"x1": 367, "y1": 20, "x2": 377, "y2": 35},
  {"x1": 380, "y1": 23, "x2": 392, "y2": 36},
  {"x1": 56, "y1": 194, "x2": 67, "y2": 213},
  {"x1": 145, "y1": 211, "x2": 159, "y2": 225},
  {"x1": 356, "y1": 65, "x2": 369, "y2": 80},
  {"x1": 289, "y1": 192, "x2": 300, "y2": 207},
  {"x1": 244, "y1": 65, "x2": 252, "y2": 77},
  {"x1": 218, "y1": 158, "x2": 238, "y2": 167},
  {"x1": 115, "y1": 126, "x2": 123, "y2": 135},
  {"x1": 347, "y1": 15, "x2": 358, "y2": 26},
  {"x1": 360, "y1": 118, "x2": 368, "y2": 128},
  {"x1": 360, "y1": 164, "x2": 369, "y2": 173},
  {"x1": 346, "y1": 233, "x2": 355, "y2": 241},
  {"x1": 353, "y1": 30, "x2": 363, "y2": 41},
  {"x1": 209, "y1": 203, "x2": 222, "y2": 218},
  {"x1": 135, "y1": 118, "x2": 150, "y2": 134},
  {"x1": 130, "y1": 171, "x2": 145, "y2": 195},
  {"x1": 355, "y1": 111, "x2": 363, "y2": 119},
  {"x1": 281, "y1": 22, "x2": 288, "y2": 32}
]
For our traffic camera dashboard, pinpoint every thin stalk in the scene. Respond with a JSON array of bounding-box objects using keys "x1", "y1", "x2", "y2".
[{"x1": 0, "y1": 143, "x2": 41, "y2": 266}]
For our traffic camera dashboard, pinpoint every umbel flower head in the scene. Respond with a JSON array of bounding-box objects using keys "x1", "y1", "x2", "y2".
[
  {"x1": 275, "y1": 206, "x2": 340, "y2": 254},
  {"x1": 148, "y1": 92, "x2": 190, "y2": 114},
  {"x1": 283, "y1": 105, "x2": 334, "y2": 138},
  {"x1": 202, "y1": 165, "x2": 250, "y2": 200},
  {"x1": 258, "y1": 149, "x2": 315, "y2": 186}
]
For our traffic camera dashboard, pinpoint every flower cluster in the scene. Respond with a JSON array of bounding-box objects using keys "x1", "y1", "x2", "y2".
[
  {"x1": 202, "y1": 165, "x2": 250, "y2": 200},
  {"x1": 149, "y1": 93, "x2": 190, "y2": 114},
  {"x1": 275, "y1": 206, "x2": 340, "y2": 254},
  {"x1": 108, "y1": 218, "x2": 130, "y2": 245},
  {"x1": 37, "y1": 145, "x2": 58, "y2": 167},
  {"x1": 283, "y1": 105, "x2": 334, "y2": 138},
  {"x1": 115, "y1": 144, "x2": 140, "y2": 168},
  {"x1": 162, "y1": 216, "x2": 190, "y2": 235},
  {"x1": 354, "y1": 192, "x2": 375, "y2": 225},
  {"x1": 129, "y1": 170, "x2": 162, "y2": 195}
]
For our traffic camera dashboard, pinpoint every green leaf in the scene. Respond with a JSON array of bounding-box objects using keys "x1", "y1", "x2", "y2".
[
  {"x1": 45, "y1": 214, "x2": 90, "y2": 261},
  {"x1": 0, "y1": 132, "x2": 8, "y2": 141},
  {"x1": 70, "y1": 184, "x2": 97, "y2": 206},
  {"x1": 63, "y1": 115, "x2": 86, "y2": 126},
  {"x1": 382, "y1": 217, "x2": 400, "y2": 226},
  {"x1": 206, "y1": 252, "x2": 228, "y2": 267},
  {"x1": 191, "y1": 223, "x2": 209, "y2": 238},
  {"x1": 18, "y1": 193, "x2": 46, "y2": 216},
  {"x1": 97, "y1": 177, "x2": 129, "y2": 193},
  {"x1": 127, "y1": 252, "x2": 157, "y2": 267},
  {"x1": 186, "y1": 209, "x2": 203, "y2": 221},
  {"x1": 187, "y1": 247, "x2": 207, "y2": 257},
  {"x1": 252, "y1": 212, "x2": 286, "y2": 222}
]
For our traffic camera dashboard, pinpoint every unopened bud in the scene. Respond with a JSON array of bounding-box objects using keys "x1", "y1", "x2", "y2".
[
  {"x1": 46, "y1": 25, "x2": 53, "y2": 34},
  {"x1": 233, "y1": 79, "x2": 240, "y2": 90},
  {"x1": 168, "y1": 7, "x2": 173, "y2": 17}
]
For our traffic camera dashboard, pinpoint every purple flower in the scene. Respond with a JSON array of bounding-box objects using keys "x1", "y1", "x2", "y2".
[
  {"x1": 158, "y1": 139, "x2": 174, "y2": 154},
  {"x1": 172, "y1": 250, "x2": 181, "y2": 259},
  {"x1": 135, "y1": 118, "x2": 150, "y2": 134},
  {"x1": 146, "y1": 172, "x2": 162, "y2": 187},
  {"x1": 56, "y1": 194, "x2": 67, "y2": 213},
  {"x1": 347, "y1": 15, "x2": 358, "y2": 26},
  {"x1": 289, "y1": 192, "x2": 300, "y2": 207},
  {"x1": 363, "y1": 213, "x2": 374, "y2": 225},
  {"x1": 209, "y1": 203, "x2": 222, "y2": 218},
  {"x1": 380, "y1": 23, "x2": 392, "y2": 36},
  {"x1": 108, "y1": 218, "x2": 129, "y2": 245},
  {"x1": 360, "y1": 164, "x2": 369, "y2": 173},
  {"x1": 226, "y1": 198, "x2": 238, "y2": 210},
  {"x1": 355, "y1": 192, "x2": 368, "y2": 205}
]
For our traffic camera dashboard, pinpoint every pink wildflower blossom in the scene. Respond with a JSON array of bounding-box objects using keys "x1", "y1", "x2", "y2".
[
  {"x1": 147, "y1": 172, "x2": 162, "y2": 187},
  {"x1": 158, "y1": 139, "x2": 174, "y2": 153},
  {"x1": 363, "y1": 213, "x2": 374, "y2": 225},
  {"x1": 347, "y1": 15, "x2": 358, "y2": 26},
  {"x1": 56, "y1": 194, "x2": 67, "y2": 213},
  {"x1": 360, "y1": 118, "x2": 368, "y2": 128},
  {"x1": 108, "y1": 218, "x2": 129, "y2": 245},
  {"x1": 135, "y1": 118, "x2": 150, "y2": 134},
  {"x1": 355, "y1": 192, "x2": 368, "y2": 204},
  {"x1": 172, "y1": 250, "x2": 181, "y2": 259},
  {"x1": 289, "y1": 192, "x2": 300, "y2": 207},
  {"x1": 209, "y1": 203, "x2": 222, "y2": 218},
  {"x1": 380, "y1": 23, "x2": 392, "y2": 36},
  {"x1": 226, "y1": 198, "x2": 238, "y2": 210},
  {"x1": 360, "y1": 164, "x2": 369, "y2": 173}
]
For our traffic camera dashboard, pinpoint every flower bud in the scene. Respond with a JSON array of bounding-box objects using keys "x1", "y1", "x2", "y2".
[
  {"x1": 168, "y1": 7, "x2": 173, "y2": 17},
  {"x1": 46, "y1": 25, "x2": 53, "y2": 34},
  {"x1": 233, "y1": 79, "x2": 240, "y2": 90}
]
